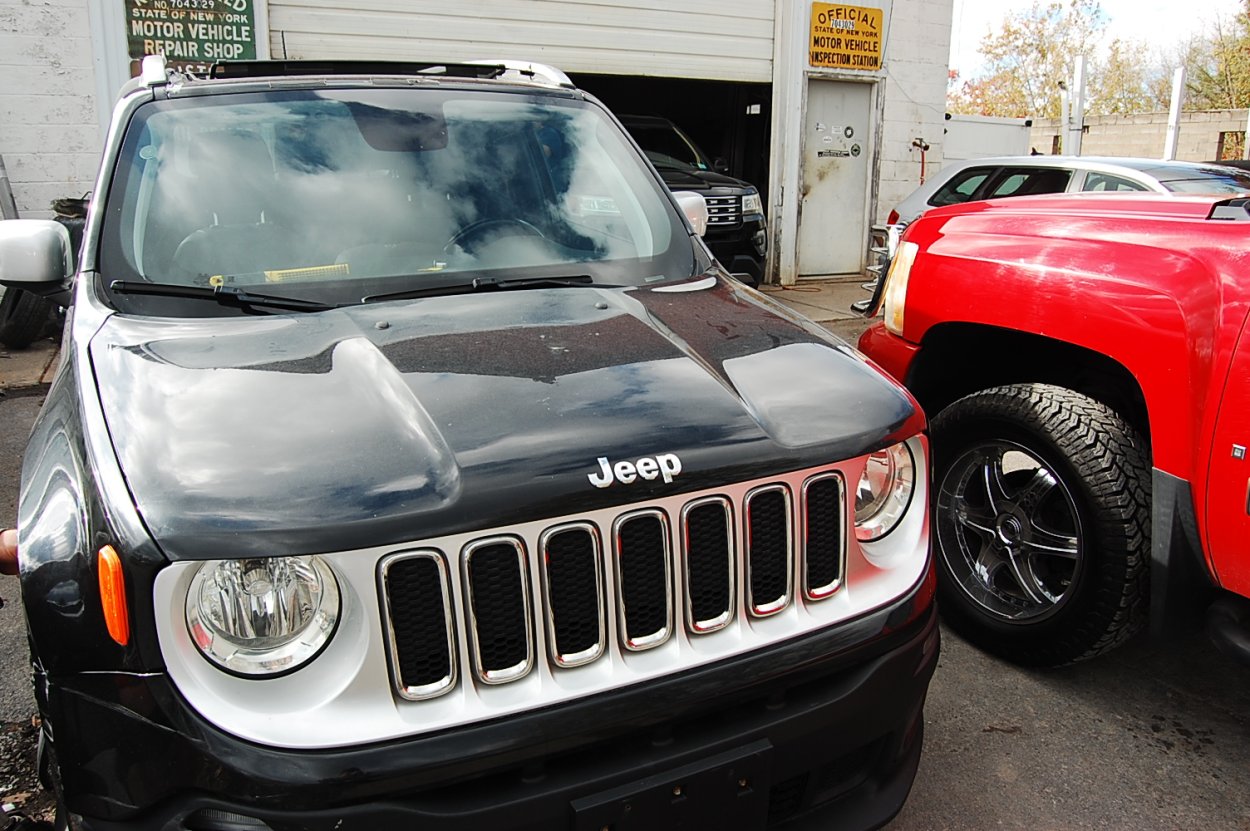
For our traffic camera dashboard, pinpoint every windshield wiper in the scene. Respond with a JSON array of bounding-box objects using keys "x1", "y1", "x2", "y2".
[
  {"x1": 361, "y1": 274, "x2": 601, "y2": 304},
  {"x1": 110, "y1": 281, "x2": 335, "y2": 314}
]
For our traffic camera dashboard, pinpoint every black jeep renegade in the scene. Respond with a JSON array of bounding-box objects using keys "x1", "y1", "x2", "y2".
[{"x1": 0, "y1": 57, "x2": 935, "y2": 831}]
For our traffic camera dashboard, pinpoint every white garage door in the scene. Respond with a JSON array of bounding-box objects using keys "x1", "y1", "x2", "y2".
[{"x1": 268, "y1": 0, "x2": 775, "y2": 83}]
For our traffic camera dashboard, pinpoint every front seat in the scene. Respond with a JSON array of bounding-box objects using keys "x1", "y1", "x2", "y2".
[{"x1": 170, "y1": 130, "x2": 296, "y2": 283}]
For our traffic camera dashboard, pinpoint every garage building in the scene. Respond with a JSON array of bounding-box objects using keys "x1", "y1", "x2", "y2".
[{"x1": 2, "y1": 0, "x2": 952, "y2": 284}]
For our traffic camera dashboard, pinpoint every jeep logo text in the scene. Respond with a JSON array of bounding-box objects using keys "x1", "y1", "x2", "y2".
[{"x1": 588, "y1": 454, "x2": 682, "y2": 488}]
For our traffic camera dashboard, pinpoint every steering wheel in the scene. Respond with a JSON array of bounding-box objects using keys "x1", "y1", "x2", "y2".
[{"x1": 444, "y1": 218, "x2": 546, "y2": 254}]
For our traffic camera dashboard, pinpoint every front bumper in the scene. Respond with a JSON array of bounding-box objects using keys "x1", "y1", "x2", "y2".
[
  {"x1": 857, "y1": 323, "x2": 921, "y2": 387},
  {"x1": 706, "y1": 216, "x2": 766, "y2": 287},
  {"x1": 45, "y1": 568, "x2": 937, "y2": 831}
]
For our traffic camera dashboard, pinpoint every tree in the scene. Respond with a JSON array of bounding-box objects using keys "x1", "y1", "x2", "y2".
[
  {"x1": 1091, "y1": 40, "x2": 1170, "y2": 115},
  {"x1": 947, "y1": 0, "x2": 1200, "y2": 118},
  {"x1": 948, "y1": 0, "x2": 1106, "y2": 118},
  {"x1": 1184, "y1": 2, "x2": 1250, "y2": 110}
]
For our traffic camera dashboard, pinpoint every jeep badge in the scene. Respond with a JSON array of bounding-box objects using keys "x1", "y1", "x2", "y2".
[{"x1": 588, "y1": 454, "x2": 682, "y2": 488}]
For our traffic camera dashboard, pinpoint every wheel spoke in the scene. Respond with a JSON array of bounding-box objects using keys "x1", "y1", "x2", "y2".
[
  {"x1": 979, "y1": 451, "x2": 1011, "y2": 512},
  {"x1": 1004, "y1": 549, "x2": 1057, "y2": 606},
  {"x1": 952, "y1": 497, "x2": 997, "y2": 537},
  {"x1": 971, "y1": 540, "x2": 1008, "y2": 587},
  {"x1": 1021, "y1": 522, "x2": 1080, "y2": 560},
  {"x1": 1012, "y1": 467, "x2": 1058, "y2": 509}
]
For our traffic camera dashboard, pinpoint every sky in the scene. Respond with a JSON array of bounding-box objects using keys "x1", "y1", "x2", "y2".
[{"x1": 948, "y1": 0, "x2": 1245, "y2": 79}]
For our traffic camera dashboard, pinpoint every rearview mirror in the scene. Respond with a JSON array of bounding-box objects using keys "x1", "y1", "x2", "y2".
[
  {"x1": 0, "y1": 220, "x2": 73, "y2": 291},
  {"x1": 672, "y1": 191, "x2": 708, "y2": 237}
]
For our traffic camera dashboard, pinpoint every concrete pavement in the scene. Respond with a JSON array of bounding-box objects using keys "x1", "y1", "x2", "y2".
[
  {"x1": 758, "y1": 275, "x2": 876, "y2": 344},
  {"x1": 0, "y1": 337, "x2": 58, "y2": 393}
]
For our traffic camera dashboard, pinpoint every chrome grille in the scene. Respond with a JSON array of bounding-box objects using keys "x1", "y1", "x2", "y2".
[
  {"x1": 614, "y1": 510, "x2": 673, "y2": 650},
  {"x1": 681, "y1": 497, "x2": 734, "y2": 633},
  {"x1": 380, "y1": 468, "x2": 851, "y2": 700},
  {"x1": 803, "y1": 474, "x2": 846, "y2": 599},
  {"x1": 380, "y1": 551, "x2": 456, "y2": 700},
  {"x1": 540, "y1": 523, "x2": 605, "y2": 667},
  {"x1": 745, "y1": 485, "x2": 793, "y2": 617},
  {"x1": 705, "y1": 194, "x2": 741, "y2": 226},
  {"x1": 464, "y1": 538, "x2": 533, "y2": 684}
]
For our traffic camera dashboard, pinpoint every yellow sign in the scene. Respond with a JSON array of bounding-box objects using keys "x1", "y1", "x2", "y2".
[{"x1": 809, "y1": 3, "x2": 884, "y2": 71}]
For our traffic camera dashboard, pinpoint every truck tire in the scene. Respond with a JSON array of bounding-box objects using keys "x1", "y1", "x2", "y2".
[
  {"x1": 931, "y1": 383, "x2": 1150, "y2": 666},
  {"x1": 0, "y1": 287, "x2": 53, "y2": 349}
]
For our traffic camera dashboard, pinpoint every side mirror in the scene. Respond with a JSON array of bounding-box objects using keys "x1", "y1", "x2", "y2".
[
  {"x1": 0, "y1": 220, "x2": 73, "y2": 291},
  {"x1": 713, "y1": 157, "x2": 730, "y2": 174},
  {"x1": 672, "y1": 191, "x2": 708, "y2": 237}
]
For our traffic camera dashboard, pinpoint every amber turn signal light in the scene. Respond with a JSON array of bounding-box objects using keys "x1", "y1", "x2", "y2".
[{"x1": 98, "y1": 545, "x2": 130, "y2": 646}]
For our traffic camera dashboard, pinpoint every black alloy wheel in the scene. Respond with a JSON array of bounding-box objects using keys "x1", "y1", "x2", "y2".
[{"x1": 932, "y1": 383, "x2": 1151, "y2": 666}]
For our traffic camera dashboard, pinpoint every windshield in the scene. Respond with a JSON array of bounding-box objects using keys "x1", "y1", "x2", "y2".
[
  {"x1": 626, "y1": 122, "x2": 712, "y2": 171},
  {"x1": 100, "y1": 88, "x2": 694, "y2": 315},
  {"x1": 1158, "y1": 171, "x2": 1250, "y2": 194}
]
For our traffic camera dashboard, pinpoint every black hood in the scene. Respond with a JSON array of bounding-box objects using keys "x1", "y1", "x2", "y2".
[
  {"x1": 652, "y1": 164, "x2": 752, "y2": 192},
  {"x1": 89, "y1": 278, "x2": 920, "y2": 560}
]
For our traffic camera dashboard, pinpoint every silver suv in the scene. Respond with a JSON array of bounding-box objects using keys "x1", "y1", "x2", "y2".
[{"x1": 887, "y1": 155, "x2": 1250, "y2": 225}]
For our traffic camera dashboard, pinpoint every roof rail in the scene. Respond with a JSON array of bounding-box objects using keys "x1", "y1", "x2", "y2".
[
  {"x1": 465, "y1": 60, "x2": 574, "y2": 88},
  {"x1": 140, "y1": 54, "x2": 170, "y2": 87},
  {"x1": 208, "y1": 60, "x2": 574, "y2": 88}
]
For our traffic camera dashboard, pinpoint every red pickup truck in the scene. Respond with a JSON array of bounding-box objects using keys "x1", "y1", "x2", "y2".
[{"x1": 858, "y1": 193, "x2": 1250, "y2": 666}]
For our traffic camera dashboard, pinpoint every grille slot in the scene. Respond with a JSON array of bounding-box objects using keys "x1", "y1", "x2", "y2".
[
  {"x1": 705, "y1": 194, "x2": 741, "y2": 226},
  {"x1": 681, "y1": 497, "x2": 735, "y2": 633},
  {"x1": 746, "y1": 485, "x2": 793, "y2": 616},
  {"x1": 464, "y1": 538, "x2": 533, "y2": 683},
  {"x1": 540, "y1": 523, "x2": 606, "y2": 667},
  {"x1": 381, "y1": 551, "x2": 456, "y2": 700},
  {"x1": 803, "y1": 474, "x2": 846, "y2": 600},
  {"x1": 614, "y1": 510, "x2": 673, "y2": 650}
]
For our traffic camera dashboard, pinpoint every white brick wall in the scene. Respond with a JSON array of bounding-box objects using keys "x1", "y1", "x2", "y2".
[
  {"x1": 0, "y1": 0, "x2": 103, "y2": 219},
  {"x1": 877, "y1": 0, "x2": 953, "y2": 222}
]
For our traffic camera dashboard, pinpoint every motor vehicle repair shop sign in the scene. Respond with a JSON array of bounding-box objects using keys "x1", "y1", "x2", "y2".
[
  {"x1": 126, "y1": 0, "x2": 257, "y2": 76},
  {"x1": 809, "y1": 3, "x2": 884, "y2": 71}
]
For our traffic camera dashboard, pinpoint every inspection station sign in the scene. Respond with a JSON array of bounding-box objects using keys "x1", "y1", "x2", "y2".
[
  {"x1": 125, "y1": 0, "x2": 258, "y2": 76},
  {"x1": 809, "y1": 3, "x2": 884, "y2": 71}
]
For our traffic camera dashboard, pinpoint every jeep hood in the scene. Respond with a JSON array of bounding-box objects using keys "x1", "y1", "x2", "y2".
[{"x1": 89, "y1": 278, "x2": 919, "y2": 560}]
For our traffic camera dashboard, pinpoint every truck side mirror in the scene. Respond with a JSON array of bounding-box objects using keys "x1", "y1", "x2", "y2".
[
  {"x1": 0, "y1": 220, "x2": 73, "y2": 292},
  {"x1": 713, "y1": 157, "x2": 730, "y2": 174},
  {"x1": 672, "y1": 191, "x2": 708, "y2": 237}
]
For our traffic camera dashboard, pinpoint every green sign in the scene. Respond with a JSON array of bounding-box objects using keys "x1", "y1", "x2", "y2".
[{"x1": 125, "y1": 0, "x2": 257, "y2": 77}]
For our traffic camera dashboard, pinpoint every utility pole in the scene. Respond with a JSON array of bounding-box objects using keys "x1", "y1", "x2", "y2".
[
  {"x1": 1066, "y1": 56, "x2": 1086, "y2": 157},
  {"x1": 1164, "y1": 67, "x2": 1186, "y2": 160},
  {"x1": 1059, "y1": 82, "x2": 1070, "y2": 154}
]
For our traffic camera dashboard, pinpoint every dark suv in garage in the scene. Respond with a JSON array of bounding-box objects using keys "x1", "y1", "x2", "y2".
[{"x1": 620, "y1": 114, "x2": 768, "y2": 287}]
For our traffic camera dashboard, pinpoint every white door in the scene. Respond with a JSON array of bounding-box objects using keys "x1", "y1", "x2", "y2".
[{"x1": 797, "y1": 80, "x2": 874, "y2": 277}]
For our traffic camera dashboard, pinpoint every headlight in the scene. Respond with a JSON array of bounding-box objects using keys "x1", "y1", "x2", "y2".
[
  {"x1": 854, "y1": 442, "x2": 916, "y2": 541},
  {"x1": 882, "y1": 240, "x2": 918, "y2": 335},
  {"x1": 742, "y1": 190, "x2": 763, "y2": 216},
  {"x1": 186, "y1": 556, "x2": 340, "y2": 676}
]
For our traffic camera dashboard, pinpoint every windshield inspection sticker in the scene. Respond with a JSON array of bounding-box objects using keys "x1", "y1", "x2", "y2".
[{"x1": 588, "y1": 454, "x2": 682, "y2": 488}]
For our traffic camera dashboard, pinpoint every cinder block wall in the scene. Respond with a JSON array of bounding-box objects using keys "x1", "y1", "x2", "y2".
[
  {"x1": 877, "y1": 0, "x2": 954, "y2": 222},
  {"x1": 1030, "y1": 111, "x2": 1249, "y2": 161},
  {"x1": 0, "y1": 0, "x2": 102, "y2": 219}
]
